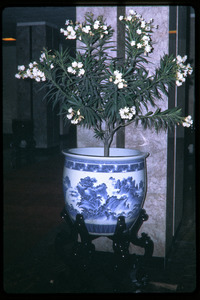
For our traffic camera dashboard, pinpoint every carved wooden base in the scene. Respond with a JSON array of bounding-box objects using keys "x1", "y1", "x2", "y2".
[{"x1": 56, "y1": 208, "x2": 154, "y2": 292}]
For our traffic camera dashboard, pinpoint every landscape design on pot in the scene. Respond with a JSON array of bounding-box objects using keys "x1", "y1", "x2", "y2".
[{"x1": 63, "y1": 148, "x2": 149, "y2": 235}]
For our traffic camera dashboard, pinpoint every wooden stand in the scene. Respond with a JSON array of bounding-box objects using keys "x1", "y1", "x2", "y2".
[{"x1": 55, "y1": 208, "x2": 154, "y2": 292}]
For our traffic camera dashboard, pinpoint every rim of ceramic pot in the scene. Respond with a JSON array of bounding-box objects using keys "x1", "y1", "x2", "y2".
[{"x1": 62, "y1": 147, "x2": 149, "y2": 161}]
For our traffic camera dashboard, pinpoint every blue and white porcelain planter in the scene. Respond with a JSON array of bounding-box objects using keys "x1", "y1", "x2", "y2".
[{"x1": 62, "y1": 148, "x2": 149, "y2": 236}]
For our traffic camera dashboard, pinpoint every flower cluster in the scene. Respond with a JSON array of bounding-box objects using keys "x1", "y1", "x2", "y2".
[
  {"x1": 119, "y1": 9, "x2": 155, "y2": 55},
  {"x1": 175, "y1": 55, "x2": 193, "y2": 86},
  {"x1": 66, "y1": 107, "x2": 84, "y2": 124},
  {"x1": 60, "y1": 20, "x2": 77, "y2": 39},
  {"x1": 67, "y1": 61, "x2": 85, "y2": 77},
  {"x1": 60, "y1": 15, "x2": 111, "y2": 41},
  {"x1": 182, "y1": 115, "x2": 193, "y2": 128},
  {"x1": 39, "y1": 52, "x2": 54, "y2": 69},
  {"x1": 119, "y1": 106, "x2": 136, "y2": 120},
  {"x1": 109, "y1": 70, "x2": 127, "y2": 89},
  {"x1": 15, "y1": 61, "x2": 46, "y2": 82},
  {"x1": 15, "y1": 52, "x2": 55, "y2": 82}
]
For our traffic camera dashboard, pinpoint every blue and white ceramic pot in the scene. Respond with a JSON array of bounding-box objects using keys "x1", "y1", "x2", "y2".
[{"x1": 62, "y1": 148, "x2": 149, "y2": 236}]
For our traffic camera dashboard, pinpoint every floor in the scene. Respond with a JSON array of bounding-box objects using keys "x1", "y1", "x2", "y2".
[{"x1": 3, "y1": 136, "x2": 197, "y2": 294}]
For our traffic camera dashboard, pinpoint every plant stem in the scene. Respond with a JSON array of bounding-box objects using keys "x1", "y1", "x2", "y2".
[
  {"x1": 103, "y1": 121, "x2": 115, "y2": 156},
  {"x1": 104, "y1": 140, "x2": 110, "y2": 157}
]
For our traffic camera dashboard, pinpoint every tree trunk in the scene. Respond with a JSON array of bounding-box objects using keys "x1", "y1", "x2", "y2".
[
  {"x1": 103, "y1": 123, "x2": 114, "y2": 157},
  {"x1": 104, "y1": 141, "x2": 110, "y2": 157}
]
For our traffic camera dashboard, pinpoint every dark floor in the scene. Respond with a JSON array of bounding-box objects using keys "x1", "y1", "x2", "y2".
[{"x1": 3, "y1": 137, "x2": 198, "y2": 294}]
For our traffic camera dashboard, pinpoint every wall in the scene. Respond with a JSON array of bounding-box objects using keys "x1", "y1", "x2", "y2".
[
  {"x1": 3, "y1": 45, "x2": 18, "y2": 134},
  {"x1": 125, "y1": 6, "x2": 169, "y2": 257}
]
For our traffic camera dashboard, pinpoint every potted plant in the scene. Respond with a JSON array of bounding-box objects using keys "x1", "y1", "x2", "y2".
[{"x1": 15, "y1": 10, "x2": 193, "y2": 235}]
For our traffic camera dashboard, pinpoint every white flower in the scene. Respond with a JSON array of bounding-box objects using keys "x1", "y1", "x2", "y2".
[
  {"x1": 118, "y1": 82, "x2": 124, "y2": 89},
  {"x1": 127, "y1": 15, "x2": 132, "y2": 21},
  {"x1": 129, "y1": 9, "x2": 135, "y2": 15},
  {"x1": 137, "y1": 43, "x2": 142, "y2": 49},
  {"x1": 182, "y1": 55, "x2": 187, "y2": 62},
  {"x1": 15, "y1": 73, "x2": 21, "y2": 79},
  {"x1": 37, "y1": 70, "x2": 42, "y2": 77},
  {"x1": 182, "y1": 115, "x2": 193, "y2": 127},
  {"x1": 119, "y1": 107, "x2": 128, "y2": 118},
  {"x1": 188, "y1": 68, "x2": 193, "y2": 75},
  {"x1": 136, "y1": 13, "x2": 141, "y2": 19},
  {"x1": 68, "y1": 30, "x2": 76, "y2": 39},
  {"x1": 130, "y1": 106, "x2": 136, "y2": 115},
  {"x1": 77, "y1": 62, "x2": 83, "y2": 68},
  {"x1": 40, "y1": 53, "x2": 46, "y2": 62},
  {"x1": 67, "y1": 66, "x2": 76, "y2": 74},
  {"x1": 71, "y1": 119, "x2": 79, "y2": 124},
  {"x1": 72, "y1": 61, "x2": 78, "y2": 68},
  {"x1": 67, "y1": 25, "x2": 73, "y2": 32},
  {"x1": 67, "y1": 66, "x2": 73, "y2": 73},
  {"x1": 136, "y1": 29, "x2": 142, "y2": 35},
  {"x1": 145, "y1": 44, "x2": 152, "y2": 53},
  {"x1": 32, "y1": 67, "x2": 38, "y2": 76},
  {"x1": 94, "y1": 21, "x2": 99, "y2": 29},
  {"x1": 67, "y1": 113, "x2": 73, "y2": 120},
  {"x1": 177, "y1": 72, "x2": 183, "y2": 80},
  {"x1": 18, "y1": 65, "x2": 25, "y2": 71},
  {"x1": 75, "y1": 25, "x2": 80, "y2": 31},
  {"x1": 142, "y1": 35, "x2": 150, "y2": 41},
  {"x1": 114, "y1": 79, "x2": 119, "y2": 85},
  {"x1": 69, "y1": 109, "x2": 84, "y2": 124},
  {"x1": 82, "y1": 25, "x2": 91, "y2": 33},
  {"x1": 176, "y1": 55, "x2": 182, "y2": 64},
  {"x1": 123, "y1": 107, "x2": 129, "y2": 113},
  {"x1": 78, "y1": 69, "x2": 85, "y2": 76},
  {"x1": 131, "y1": 41, "x2": 136, "y2": 46},
  {"x1": 29, "y1": 63, "x2": 33, "y2": 68},
  {"x1": 141, "y1": 21, "x2": 146, "y2": 28},
  {"x1": 119, "y1": 106, "x2": 134, "y2": 120},
  {"x1": 119, "y1": 16, "x2": 123, "y2": 21},
  {"x1": 175, "y1": 56, "x2": 193, "y2": 84},
  {"x1": 176, "y1": 80, "x2": 182, "y2": 86},
  {"x1": 26, "y1": 69, "x2": 32, "y2": 77},
  {"x1": 114, "y1": 70, "x2": 122, "y2": 79},
  {"x1": 143, "y1": 40, "x2": 149, "y2": 46},
  {"x1": 65, "y1": 20, "x2": 70, "y2": 25},
  {"x1": 112, "y1": 70, "x2": 127, "y2": 88},
  {"x1": 50, "y1": 63, "x2": 54, "y2": 69}
]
